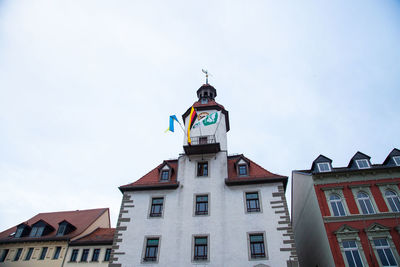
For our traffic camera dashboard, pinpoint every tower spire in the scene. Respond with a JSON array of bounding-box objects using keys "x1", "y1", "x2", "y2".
[{"x1": 202, "y1": 69, "x2": 209, "y2": 84}]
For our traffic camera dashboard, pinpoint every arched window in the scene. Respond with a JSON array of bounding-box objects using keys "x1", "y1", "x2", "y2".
[
  {"x1": 329, "y1": 194, "x2": 346, "y2": 216},
  {"x1": 385, "y1": 190, "x2": 400, "y2": 212},
  {"x1": 357, "y1": 192, "x2": 375, "y2": 214}
]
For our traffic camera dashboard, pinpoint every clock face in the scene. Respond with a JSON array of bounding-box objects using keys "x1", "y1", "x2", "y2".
[{"x1": 198, "y1": 112, "x2": 209, "y2": 120}]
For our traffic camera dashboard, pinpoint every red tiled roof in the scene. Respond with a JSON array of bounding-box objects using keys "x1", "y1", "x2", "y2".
[
  {"x1": 70, "y1": 227, "x2": 115, "y2": 245},
  {"x1": 0, "y1": 208, "x2": 109, "y2": 243},
  {"x1": 227, "y1": 155, "x2": 286, "y2": 180},
  {"x1": 119, "y1": 160, "x2": 179, "y2": 191}
]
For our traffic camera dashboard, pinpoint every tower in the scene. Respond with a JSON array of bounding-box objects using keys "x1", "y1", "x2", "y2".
[{"x1": 111, "y1": 83, "x2": 297, "y2": 267}]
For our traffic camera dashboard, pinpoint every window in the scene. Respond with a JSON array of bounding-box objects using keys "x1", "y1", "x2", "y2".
[
  {"x1": 104, "y1": 248, "x2": 111, "y2": 261},
  {"x1": 150, "y1": 197, "x2": 164, "y2": 217},
  {"x1": 56, "y1": 224, "x2": 66, "y2": 236},
  {"x1": 393, "y1": 156, "x2": 400, "y2": 166},
  {"x1": 39, "y1": 247, "x2": 47, "y2": 260},
  {"x1": 53, "y1": 246, "x2": 61, "y2": 260},
  {"x1": 15, "y1": 227, "x2": 24, "y2": 238},
  {"x1": 14, "y1": 248, "x2": 22, "y2": 261},
  {"x1": 356, "y1": 159, "x2": 370, "y2": 169},
  {"x1": 197, "y1": 162, "x2": 208, "y2": 176},
  {"x1": 195, "y1": 195, "x2": 209, "y2": 215},
  {"x1": 199, "y1": 136, "x2": 208, "y2": 144},
  {"x1": 25, "y1": 248, "x2": 33, "y2": 261},
  {"x1": 143, "y1": 238, "x2": 159, "y2": 262},
  {"x1": 238, "y1": 164, "x2": 248, "y2": 176},
  {"x1": 201, "y1": 98, "x2": 208, "y2": 104},
  {"x1": 357, "y1": 192, "x2": 375, "y2": 214},
  {"x1": 0, "y1": 249, "x2": 9, "y2": 262},
  {"x1": 80, "y1": 249, "x2": 89, "y2": 262},
  {"x1": 30, "y1": 226, "x2": 44, "y2": 237},
  {"x1": 373, "y1": 239, "x2": 398, "y2": 266},
  {"x1": 160, "y1": 170, "x2": 169, "y2": 181},
  {"x1": 329, "y1": 194, "x2": 346, "y2": 216},
  {"x1": 246, "y1": 192, "x2": 260, "y2": 212},
  {"x1": 385, "y1": 190, "x2": 400, "y2": 212},
  {"x1": 92, "y1": 249, "x2": 100, "y2": 262},
  {"x1": 317, "y1": 162, "x2": 331, "y2": 172},
  {"x1": 70, "y1": 249, "x2": 79, "y2": 262},
  {"x1": 194, "y1": 236, "x2": 208, "y2": 261},
  {"x1": 342, "y1": 240, "x2": 364, "y2": 267},
  {"x1": 249, "y1": 234, "x2": 266, "y2": 259}
]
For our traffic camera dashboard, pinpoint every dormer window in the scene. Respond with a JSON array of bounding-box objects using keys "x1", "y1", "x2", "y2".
[
  {"x1": 356, "y1": 159, "x2": 370, "y2": 169},
  {"x1": 56, "y1": 224, "x2": 66, "y2": 236},
  {"x1": 160, "y1": 170, "x2": 170, "y2": 181},
  {"x1": 238, "y1": 164, "x2": 248, "y2": 176},
  {"x1": 29, "y1": 226, "x2": 45, "y2": 237},
  {"x1": 15, "y1": 227, "x2": 24, "y2": 238},
  {"x1": 317, "y1": 162, "x2": 331, "y2": 172},
  {"x1": 393, "y1": 156, "x2": 400, "y2": 166}
]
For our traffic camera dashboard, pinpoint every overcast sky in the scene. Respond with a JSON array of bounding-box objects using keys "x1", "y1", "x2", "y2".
[{"x1": 1, "y1": 0, "x2": 399, "y2": 231}]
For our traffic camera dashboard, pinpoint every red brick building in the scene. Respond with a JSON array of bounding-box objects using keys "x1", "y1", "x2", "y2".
[{"x1": 292, "y1": 148, "x2": 400, "y2": 267}]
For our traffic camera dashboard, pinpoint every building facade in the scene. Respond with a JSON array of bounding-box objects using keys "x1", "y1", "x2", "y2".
[
  {"x1": 0, "y1": 208, "x2": 111, "y2": 267},
  {"x1": 292, "y1": 149, "x2": 400, "y2": 267},
  {"x1": 111, "y1": 83, "x2": 298, "y2": 267}
]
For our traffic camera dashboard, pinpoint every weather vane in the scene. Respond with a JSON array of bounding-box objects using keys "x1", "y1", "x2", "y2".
[{"x1": 202, "y1": 69, "x2": 209, "y2": 84}]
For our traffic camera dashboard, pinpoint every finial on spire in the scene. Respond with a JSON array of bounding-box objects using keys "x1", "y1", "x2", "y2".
[{"x1": 202, "y1": 69, "x2": 209, "y2": 84}]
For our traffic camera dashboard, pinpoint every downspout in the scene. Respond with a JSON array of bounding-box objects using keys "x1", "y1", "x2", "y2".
[{"x1": 61, "y1": 240, "x2": 70, "y2": 267}]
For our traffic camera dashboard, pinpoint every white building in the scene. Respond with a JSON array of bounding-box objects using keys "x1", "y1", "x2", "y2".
[{"x1": 110, "y1": 83, "x2": 297, "y2": 267}]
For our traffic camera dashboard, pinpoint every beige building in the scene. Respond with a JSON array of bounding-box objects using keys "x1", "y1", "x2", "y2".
[
  {"x1": 0, "y1": 208, "x2": 110, "y2": 267},
  {"x1": 64, "y1": 228, "x2": 114, "y2": 267}
]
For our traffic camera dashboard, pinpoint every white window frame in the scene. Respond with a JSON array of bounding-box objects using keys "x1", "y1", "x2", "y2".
[
  {"x1": 351, "y1": 187, "x2": 379, "y2": 215},
  {"x1": 335, "y1": 226, "x2": 368, "y2": 267},
  {"x1": 366, "y1": 225, "x2": 400, "y2": 267},
  {"x1": 322, "y1": 188, "x2": 349, "y2": 217},
  {"x1": 329, "y1": 194, "x2": 347, "y2": 216},
  {"x1": 393, "y1": 156, "x2": 400, "y2": 166},
  {"x1": 317, "y1": 162, "x2": 331, "y2": 172},
  {"x1": 342, "y1": 240, "x2": 364, "y2": 267},
  {"x1": 355, "y1": 159, "x2": 370, "y2": 169},
  {"x1": 378, "y1": 184, "x2": 400, "y2": 212},
  {"x1": 372, "y1": 238, "x2": 398, "y2": 266}
]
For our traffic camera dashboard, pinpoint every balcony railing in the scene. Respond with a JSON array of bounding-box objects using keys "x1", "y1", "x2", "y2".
[{"x1": 184, "y1": 135, "x2": 220, "y2": 155}]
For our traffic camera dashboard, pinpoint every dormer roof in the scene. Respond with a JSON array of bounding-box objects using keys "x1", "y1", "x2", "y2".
[
  {"x1": 119, "y1": 159, "x2": 179, "y2": 192},
  {"x1": 311, "y1": 155, "x2": 332, "y2": 172},
  {"x1": 383, "y1": 148, "x2": 400, "y2": 166},
  {"x1": 347, "y1": 151, "x2": 371, "y2": 168}
]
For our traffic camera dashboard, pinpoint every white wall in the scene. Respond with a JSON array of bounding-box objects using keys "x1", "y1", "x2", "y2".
[{"x1": 292, "y1": 171, "x2": 335, "y2": 267}]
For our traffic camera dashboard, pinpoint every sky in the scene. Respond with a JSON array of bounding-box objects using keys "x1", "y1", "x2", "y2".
[{"x1": 1, "y1": 0, "x2": 400, "y2": 231}]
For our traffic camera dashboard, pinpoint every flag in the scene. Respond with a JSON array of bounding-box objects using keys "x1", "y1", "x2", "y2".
[
  {"x1": 187, "y1": 106, "x2": 197, "y2": 145},
  {"x1": 192, "y1": 111, "x2": 220, "y2": 129},
  {"x1": 165, "y1": 115, "x2": 180, "y2": 133}
]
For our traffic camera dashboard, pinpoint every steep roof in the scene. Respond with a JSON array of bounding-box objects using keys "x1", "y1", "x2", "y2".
[
  {"x1": 119, "y1": 159, "x2": 179, "y2": 192},
  {"x1": 0, "y1": 208, "x2": 109, "y2": 244},
  {"x1": 226, "y1": 155, "x2": 288, "y2": 190},
  {"x1": 70, "y1": 227, "x2": 115, "y2": 246}
]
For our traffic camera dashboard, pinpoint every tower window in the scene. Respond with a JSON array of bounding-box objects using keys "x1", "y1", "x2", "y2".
[
  {"x1": 249, "y1": 234, "x2": 266, "y2": 259},
  {"x1": 199, "y1": 136, "x2": 208, "y2": 144},
  {"x1": 144, "y1": 238, "x2": 159, "y2": 262},
  {"x1": 193, "y1": 236, "x2": 208, "y2": 261},
  {"x1": 201, "y1": 98, "x2": 208, "y2": 104},
  {"x1": 246, "y1": 192, "x2": 261, "y2": 212},
  {"x1": 150, "y1": 198, "x2": 164, "y2": 217},
  {"x1": 195, "y1": 195, "x2": 209, "y2": 215},
  {"x1": 197, "y1": 162, "x2": 208, "y2": 177}
]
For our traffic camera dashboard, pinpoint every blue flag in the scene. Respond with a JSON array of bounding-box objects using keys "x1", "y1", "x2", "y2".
[{"x1": 165, "y1": 115, "x2": 180, "y2": 133}]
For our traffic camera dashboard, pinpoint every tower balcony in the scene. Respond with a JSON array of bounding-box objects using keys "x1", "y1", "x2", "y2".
[{"x1": 184, "y1": 135, "x2": 221, "y2": 155}]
